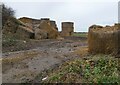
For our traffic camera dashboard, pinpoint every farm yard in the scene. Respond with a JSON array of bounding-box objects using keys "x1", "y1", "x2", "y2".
[
  {"x1": 2, "y1": 32, "x2": 119, "y2": 84},
  {"x1": 2, "y1": 33, "x2": 87, "y2": 83},
  {"x1": 1, "y1": 1, "x2": 120, "y2": 84}
]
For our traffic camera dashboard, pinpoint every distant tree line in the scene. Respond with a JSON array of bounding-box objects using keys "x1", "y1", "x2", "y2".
[{"x1": 2, "y1": 3, "x2": 15, "y2": 27}]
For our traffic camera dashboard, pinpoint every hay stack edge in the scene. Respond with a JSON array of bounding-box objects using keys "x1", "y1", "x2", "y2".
[{"x1": 88, "y1": 23, "x2": 120, "y2": 55}]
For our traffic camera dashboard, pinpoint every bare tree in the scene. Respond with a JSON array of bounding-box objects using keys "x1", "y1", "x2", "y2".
[{"x1": 2, "y1": 4, "x2": 15, "y2": 26}]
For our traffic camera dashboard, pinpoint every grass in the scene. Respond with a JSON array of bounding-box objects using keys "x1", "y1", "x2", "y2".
[
  {"x1": 72, "y1": 32, "x2": 88, "y2": 37},
  {"x1": 41, "y1": 54, "x2": 119, "y2": 84},
  {"x1": 2, "y1": 33, "x2": 31, "y2": 53}
]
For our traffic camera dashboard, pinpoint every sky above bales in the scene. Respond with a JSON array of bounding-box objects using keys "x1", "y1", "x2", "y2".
[{"x1": 1, "y1": 0, "x2": 119, "y2": 32}]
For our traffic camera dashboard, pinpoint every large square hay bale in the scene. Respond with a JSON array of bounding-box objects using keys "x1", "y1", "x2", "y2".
[
  {"x1": 61, "y1": 22, "x2": 74, "y2": 36},
  {"x1": 38, "y1": 21, "x2": 61, "y2": 39},
  {"x1": 88, "y1": 24, "x2": 120, "y2": 54}
]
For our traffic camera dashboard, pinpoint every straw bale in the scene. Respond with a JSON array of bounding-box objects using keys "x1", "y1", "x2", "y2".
[{"x1": 88, "y1": 24, "x2": 120, "y2": 54}]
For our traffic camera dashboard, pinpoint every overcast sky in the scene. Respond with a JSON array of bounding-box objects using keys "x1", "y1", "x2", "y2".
[{"x1": 1, "y1": 0, "x2": 119, "y2": 32}]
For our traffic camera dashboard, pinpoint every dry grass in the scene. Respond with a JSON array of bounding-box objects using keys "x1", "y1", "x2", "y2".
[
  {"x1": 74, "y1": 46, "x2": 88, "y2": 57},
  {"x1": 2, "y1": 50, "x2": 39, "y2": 64}
]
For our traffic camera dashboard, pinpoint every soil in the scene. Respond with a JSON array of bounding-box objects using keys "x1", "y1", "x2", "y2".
[{"x1": 2, "y1": 36, "x2": 87, "y2": 83}]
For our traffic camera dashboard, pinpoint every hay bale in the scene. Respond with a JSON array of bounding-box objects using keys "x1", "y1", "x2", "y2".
[
  {"x1": 118, "y1": 30, "x2": 120, "y2": 54},
  {"x1": 3, "y1": 17, "x2": 34, "y2": 40},
  {"x1": 50, "y1": 20, "x2": 58, "y2": 30},
  {"x1": 89, "y1": 25, "x2": 103, "y2": 29},
  {"x1": 18, "y1": 17, "x2": 41, "y2": 30},
  {"x1": 38, "y1": 21, "x2": 61, "y2": 39},
  {"x1": 16, "y1": 26, "x2": 34, "y2": 39},
  {"x1": 61, "y1": 22, "x2": 74, "y2": 36},
  {"x1": 88, "y1": 24, "x2": 120, "y2": 54},
  {"x1": 34, "y1": 28, "x2": 48, "y2": 40},
  {"x1": 41, "y1": 18, "x2": 50, "y2": 25},
  {"x1": 18, "y1": 17, "x2": 33, "y2": 24},
  {"x1": 18, "y1": 17, "x2": 40, "y2": 24}
]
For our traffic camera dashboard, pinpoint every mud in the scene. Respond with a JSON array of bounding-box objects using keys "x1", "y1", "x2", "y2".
[{"x1": 2, "y1": 36, "x2": 87, "y2": 83}]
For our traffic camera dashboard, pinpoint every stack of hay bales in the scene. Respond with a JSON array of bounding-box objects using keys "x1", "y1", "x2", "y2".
[
  {"x1": 50, "y1": 20, "x2": 58, "y2": 31},
  {"x1": 19, "y1": 17, "x2": 61, "y2": 40},
  {"x1": 88, "y1": 24, "x2": 120, "y2": 54},
  {"x1": 35, "y1": 20, "x2": 60, "y2": 39},
  {"x1": 61, "y1": 22, "x2": 74, "y2": 36}
]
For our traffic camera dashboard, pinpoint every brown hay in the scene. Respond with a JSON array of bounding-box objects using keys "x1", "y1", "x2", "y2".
[
  {"x1": 3, "y1": 17, "x2": 34, "y2": 39},
  {"x1": 18, "y1": 17, "x2": 62, "y2": 39},
  {"x1": 18, "y1": 17, "x2": 40, "y2": 24},
  {"x1": 34, "y1": 28, "x2": 48, "y2": 40},
  {"x1": 61, "y1": 22, "x2": 74, "y2": 36},
  {"x1": 88, "y1": 24, "x2": 120, "y2": 55},
  {"x1": 74, "y1": 46, "x2": 88, "y2": 57},
  {"x1": 50, "y1": 20, "x2": 58, "y2": 30},
  {"x1": 38, "y1": 21, "x2": 61, "y2": 39}
]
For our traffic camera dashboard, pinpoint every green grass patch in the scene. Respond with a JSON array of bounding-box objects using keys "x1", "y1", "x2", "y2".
[
  {"x1": 72, "y1": 32, "x2": 88, "y2": 37},
  {"x1": 42, "y1": 54, "x2": 119, "y2": 84}
]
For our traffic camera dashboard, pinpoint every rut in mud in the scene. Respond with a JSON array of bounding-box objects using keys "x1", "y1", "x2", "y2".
[{"x1": 2, "y1": 36, "x2": 87, "y2": 83}]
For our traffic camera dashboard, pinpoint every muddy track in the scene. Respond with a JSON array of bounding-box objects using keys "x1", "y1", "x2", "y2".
[{"x1": 2, "y1": 36, "x2": 87, "y2": 83}]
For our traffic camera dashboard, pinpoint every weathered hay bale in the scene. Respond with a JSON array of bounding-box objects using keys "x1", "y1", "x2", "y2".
[
  {"x1": 114, "y1": 23, "x2": 120, "y2": 29},
  {"x1": 61, "y1": 22, "x2": 74, "y2": 36},
  {"x1": 62, "y1": 22, "x2": 74, "y2": 28},
  {"x1": 38, "y1": 21, "x2": 61, "y2": 39},
  {"x1": 117, "y1": 23, "x2": 120, "y2": 54},
  {"x1": 41, "y1": 18, "x2": 50, "y2": 25},
  {"x1": 50, "y1": 20, "x2": 58, "y2": 31},
  {"x1": 18, "y1": 17, "x2": 40, "y2": 24},
  {"x1": 88, "y1": 24, "x2": 120, "y2": 54},
  {"x1": 89, "y1": 25, "x2": 103, "y2": 29},
  {"x1": 3, "y1": 17, "x2": 34, "y2": 39},
  {"x1": 16, "y1": 26, "x2": 34, "y2": 39},
  {"x1": 18, "y1": 17, "x2": 41, "y2": 30},
  {"x1": 18, "y1": 17, "x2": 33, "y2": 24},
  {"x1": 34, "y1": 28, "x2": 48, "y2": 40}
]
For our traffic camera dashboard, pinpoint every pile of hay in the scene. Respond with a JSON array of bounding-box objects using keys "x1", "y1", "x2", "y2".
[
  {"x1": 35, "y1": 20, "x2": 61, "y2": 39},
  {"x1": 34, "y1": 28, "x2": 48, "y2": 39},
  {"x1": 18, "y1": 17, "x2": 40, "y2": 31},
  {"x1": 3, "y1": 17, "x2": 34, "y2": 40},
  {"x1": 61, "y1": 22, "x2": 74, "y2": 36},
  {"x1": 50, "y1": 20, "x2": 58, "y2": 31},
  {"x1": 88, "y1": 24, "x2": 120, "y2": 54},
  {"x1": 18, "y1": 17, "x2": 61, "y2": 40}
]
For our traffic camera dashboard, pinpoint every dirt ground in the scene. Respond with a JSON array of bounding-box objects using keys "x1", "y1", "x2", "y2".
[{"x1": 2, "y1": 36, "x2": 87, "y2": 83}]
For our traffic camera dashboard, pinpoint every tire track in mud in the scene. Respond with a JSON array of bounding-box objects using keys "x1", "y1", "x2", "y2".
[{"x1": 2, "y1": 37, "x2": 87, "y2": 83}]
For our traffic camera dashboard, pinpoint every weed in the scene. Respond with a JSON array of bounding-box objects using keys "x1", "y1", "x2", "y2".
[{"x1": 42, "y1": 54, "x2": 119, "y2": 84}]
